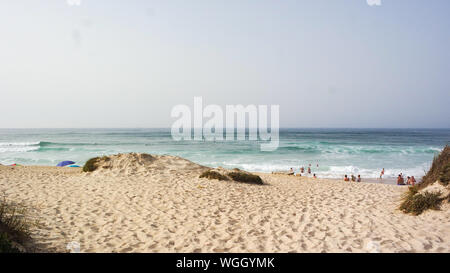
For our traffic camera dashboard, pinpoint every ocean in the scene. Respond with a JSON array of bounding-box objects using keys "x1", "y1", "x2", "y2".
[{"x1": 0, "y1": 128, "x2": 449, "y2": 179}]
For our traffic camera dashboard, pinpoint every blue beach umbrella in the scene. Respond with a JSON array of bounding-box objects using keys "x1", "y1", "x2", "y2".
[{"x1": 57, "y1": 161, "x2": 75, "y2": 167}]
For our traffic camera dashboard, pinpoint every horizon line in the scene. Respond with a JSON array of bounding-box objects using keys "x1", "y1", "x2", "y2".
[{"x1": 0, "y1": 127, "x2": 449, "y2": 130}]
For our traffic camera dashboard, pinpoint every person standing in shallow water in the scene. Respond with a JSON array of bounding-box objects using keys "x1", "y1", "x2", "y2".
[{"x1": 380, "y1": 168, "x2": 385, "y2": 180}]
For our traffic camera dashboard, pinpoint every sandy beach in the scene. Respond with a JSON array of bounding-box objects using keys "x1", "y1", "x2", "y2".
[{"x1": 0, "y1": 154, "x2": 449, "y2": 253}]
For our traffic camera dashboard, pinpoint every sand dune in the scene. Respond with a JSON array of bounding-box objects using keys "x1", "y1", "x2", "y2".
[{"x1": 0, "y1": 154, "x2": 448, "y2": 253}]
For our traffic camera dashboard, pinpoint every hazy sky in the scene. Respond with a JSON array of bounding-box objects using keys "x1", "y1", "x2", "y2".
[{"x1": 0, "y1": 0, "x2": 449, "y2": 128}]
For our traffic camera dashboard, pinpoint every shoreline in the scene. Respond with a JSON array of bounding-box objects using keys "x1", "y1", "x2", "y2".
[
  {"x1": 0, "y1": 163, "x2": 402, "y2": 185},
  {"x1": 1, "y1": 154, "x2": 448, "y2": 253}
]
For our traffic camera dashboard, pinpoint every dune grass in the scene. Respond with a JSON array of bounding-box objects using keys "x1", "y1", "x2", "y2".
[
  {"x1": 439, "y1": 162, "x2": 450, "y2": 186},
  {"x1": 399, "y1": 146, "x2": 450, "y2": 215},
  {"x1": 83, "y1": 157, "x2": 100, "y2": 172},
  {"x1": 83, "y1": 156, "x2": 111, "y2": 172},
  {"x1": 199, "y1": 170, "x2": 230, "y2": 181},
  {"x1": 0, "y1": 196, "x2": 36, "y2": 253},
  {"x1": 228, "y1": 171, "x2": 263, "y2": 185},
  {"x1": 399, "y1": 186, "x2": 443, "y2": 215},
  {"x1": 0, "y1": 232, "x2": 20, "y2": 253},
  {"x1": 200, "y1": 169, "x2": 264, "y2": 185},
  {"x1": 419, "y1": 145, "x2": 450, "y2": 189}
]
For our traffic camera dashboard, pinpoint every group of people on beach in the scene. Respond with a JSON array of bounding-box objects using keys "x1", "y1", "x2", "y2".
[
  {"x1": 288, "y1": 164, "x2": 364, "y2": 182},
  {"x1": 380, "y1": 168, "x2": 417, "y2": 186},
  {"x1": 286, "y1": 166, "x2": 416, "y2": 185},
  {"x1": 396, "y1": 173, "x2": 416, "y2": 186},
  {"x1": 343, "y1": 174, "x2": 362, "y2": 182},
  {"x1": 288, "y1": 163, "x2": 318, "y2": 178}
]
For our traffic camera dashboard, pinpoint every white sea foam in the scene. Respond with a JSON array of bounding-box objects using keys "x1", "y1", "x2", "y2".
[
  {"x1": 0, "y1": 141, "x2": 41, "y2": 153},
  {"x1": 0, "y1": 147, "x2": 40, "y2": 153},
  {"x1": 215, "y1": 161, "x2": 430, "y2": 179},
  {"x1": 317, "y1": 164, "x2": 429, "y2": 179},
  {"x1": 0, "y1": 141, "x2": 41, "y2": 147}
]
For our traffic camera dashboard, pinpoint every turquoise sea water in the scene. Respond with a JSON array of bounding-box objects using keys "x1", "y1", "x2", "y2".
[{"x1": 0, "y1": 128, "x2": 449, "y2": 179}]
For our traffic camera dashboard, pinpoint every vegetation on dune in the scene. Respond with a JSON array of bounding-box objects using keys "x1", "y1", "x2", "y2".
[
  {"x1": 200, "y1": 169, "x2": 264, "y2": 185},
  {"x1": 83, "y1": 156, "x2": 110, "y2": 172},
  {"x1": 400, "y1": 186, "x2": 443, "y2": 215},
  {"x1": 0, "y1": 233, "x2": 20, "y2": 253},
  {"x1": 199, "y1": 170, "x2": 230, "y2": 181},
  {"x1": 83, "y1": 157, "x2": 100, "y2": 172},
  {"x1": 400, "y1": 146, "x2": 450, "y2": 215},
  {"x1": 419, "y1": 145, "x2": 450, "y2": 189},
  {"x1": 228, "y1": 171, "x2": 263, "y2": 185},
  {"x1": 439, "y1": 162, "x2": 450, "y2": 186},
  {"x1": 0, "y1": 196, "x2": 36, "y2": 253}
]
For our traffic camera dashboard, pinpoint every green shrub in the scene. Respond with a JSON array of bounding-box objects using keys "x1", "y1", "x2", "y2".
[
  {"x1": 83, "y1": 157, "x2": 100, "y2": 172},
  {"x1": 400, "y1": 190, "x2": 443, "y2": 215},
  {"x1": 199, "y1": 170, "x2": 229, "y2": 181},
  {"x1": 228, "y1": 172, "x2": 263, "y2": 185}
]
